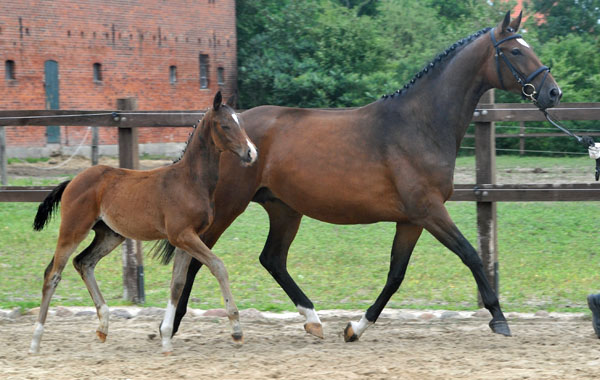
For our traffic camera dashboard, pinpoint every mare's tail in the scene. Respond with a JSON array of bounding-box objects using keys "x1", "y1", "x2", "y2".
[
  {"x1": 151, "y1": 239, "x2": 178, "y2": 265},
  {"x1": 33, "y1": 180, "x2": 71, "y2": 231}
]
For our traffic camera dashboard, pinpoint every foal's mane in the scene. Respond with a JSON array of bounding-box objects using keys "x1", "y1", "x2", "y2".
[{"x1": 382, "y1": 27, "x2": 492, "y2": 99}]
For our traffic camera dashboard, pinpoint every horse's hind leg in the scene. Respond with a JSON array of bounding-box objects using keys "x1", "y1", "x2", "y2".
[
  {"x1": 344, "y1": 222, "x2": 423, "y2": 342},
  {"x1": 30, "y1": 236, "x2": 88, "y2": 353},
  {"x1": 160, "y1": 249, "x2": 191, "y2": 354},
  {"x1": 424, "y1": 204, "x2": 511, "y2": 336},
  {"x1": 73, "y1": 221, "x2": 125, "y2": 343},
  {"x1": 258, "y1": 198, "x2": 324, "y2": 338}
]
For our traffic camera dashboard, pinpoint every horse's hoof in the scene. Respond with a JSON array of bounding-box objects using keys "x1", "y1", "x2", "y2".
[
  {"x1": 587, "y1": 294, "x2": 600, "y2": 338},
  {"x1": 96, "y1": 330, "x2": 107, "y2": 343},
  {"x1": 162, "y1": 350, "x2": 173, "y2": 356},
  {"x1": 232, "y1": 332, "x2": 244, "y2": 345},
  {"x1": 489, "y1": 320, "x2": 511, "y2": 336},
  {"x1": 343, "y1": 322, "x2": 359, "y2": 342},
  {"x1": 304, "y1": 322, "x2": 324, "y2": 339}
]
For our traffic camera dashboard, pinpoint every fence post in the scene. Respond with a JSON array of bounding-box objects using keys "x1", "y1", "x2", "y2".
[
  {"x1": 0, "y1": 126, "x2": 7, "y2": 185},
  {"x1": 519, "y1": 121, "x2": 525, "y2": 156},
  {"x1": 91, "y1": 127, "x2": 99, "y2": 165},
  {"x1": 475, "y1": 90, "x2": 499, "y2": 307},
  {"x1": 117, "y1": 98, "x2": 145, "y2": 304}
]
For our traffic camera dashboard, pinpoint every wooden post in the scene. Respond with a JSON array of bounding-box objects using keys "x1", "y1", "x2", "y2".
[
  {"x1": 0, "y1": 126, "x2": 7, "y2": 185},
  {"x1": 91, "y1": 127, "x2": 99, "y2": 165},
  {"x1": 475, "y1": 90, "x2": 498, "y2": 307},
  {"x1": 519, "y1": 121, "x2": 525, "y2": 156},
  {"x1": 117, "y1": 98, "x2": 145, "y2": 304}
]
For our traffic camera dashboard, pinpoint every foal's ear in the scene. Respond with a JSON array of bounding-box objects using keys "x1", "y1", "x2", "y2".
[
  {"x1": 509, "y1": 10, "x2": 522, "y2": 33},
  {"x1": 226, "y1": 94, "x2": 237, "y2": 108},
  {"x1": 213, "y1": 91, "x2": 223, "y2": 111}
]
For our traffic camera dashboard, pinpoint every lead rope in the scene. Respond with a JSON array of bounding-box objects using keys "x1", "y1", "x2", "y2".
[{"x1": 542, "y1": 109, "x2": 600, "y2": 181}]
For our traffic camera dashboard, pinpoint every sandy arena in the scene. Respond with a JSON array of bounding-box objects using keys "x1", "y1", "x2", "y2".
[{"x1": 1, "y1": 307, "x2": 599, "y2": 379}]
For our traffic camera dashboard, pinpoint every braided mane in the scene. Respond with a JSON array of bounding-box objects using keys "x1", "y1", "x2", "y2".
[{"x1": 382, "y1": 27, "x2": 492, "y2": 99}]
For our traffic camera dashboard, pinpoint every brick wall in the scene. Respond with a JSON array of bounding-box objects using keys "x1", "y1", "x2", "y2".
[{"x1": 0, "y1": 0, "x2": 237, "y2": 153}]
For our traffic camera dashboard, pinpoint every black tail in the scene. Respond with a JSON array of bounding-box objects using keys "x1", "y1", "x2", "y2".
[
  {"x1": 33, "y1": 180, "x2": 71, "y2": 231},
  {"x1": 151, "y1": 239, "x2": 178, "y2": 265}
]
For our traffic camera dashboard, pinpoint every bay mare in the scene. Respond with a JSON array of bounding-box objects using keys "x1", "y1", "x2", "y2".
[
  {"x1": 29, "y1": 92, "x2": 257, "y2": 354},
  {"x1": 177, "y1": 12, "x2": 560, "y2": 342}
]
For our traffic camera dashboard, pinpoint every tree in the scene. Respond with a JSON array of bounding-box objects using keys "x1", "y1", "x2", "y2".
[{"x1": 531, "y1": 0, "x2": 600, "y2": 42}]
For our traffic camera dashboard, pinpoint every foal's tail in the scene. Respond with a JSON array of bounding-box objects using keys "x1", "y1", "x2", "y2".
[
  {"x1": 33, "y1": 180, "x2": 71, "y2": 231},
  {"x1": 151, "y1": 240, "x2": 178, "y2": 265}
]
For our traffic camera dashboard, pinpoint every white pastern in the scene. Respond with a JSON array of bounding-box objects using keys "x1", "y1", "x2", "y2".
[
  {"x1": 516, "y1": 38, "x2": 530, "y2": 48},
  {"x1": 297, "y1": 305, "x2": 321, "y2": 325},
  {"x1": 29, "y1": 322, "x2": 44, "y2": 353},
  {"x1": 161, "y1": 300, "x2": 176, "y2": 352},
  {"x1": 350, "y1": 314, "x2": 373, "y2": 339},
  {"x1": 97, "y1": 304, "x2": 110, "y2": 334}
]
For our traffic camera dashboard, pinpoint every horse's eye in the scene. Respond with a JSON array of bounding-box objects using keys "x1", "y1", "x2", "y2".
[
  {"x1": 222, "y1": 125, "x2": 231, "y2": 130},
  {"x1": 511, "y1": 48, "x2": 521, "y2": 56}
]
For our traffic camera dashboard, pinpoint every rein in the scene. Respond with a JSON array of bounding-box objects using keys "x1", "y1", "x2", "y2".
[{"x1": 490, "y1": 28, "x2": 600, "y2": 181}]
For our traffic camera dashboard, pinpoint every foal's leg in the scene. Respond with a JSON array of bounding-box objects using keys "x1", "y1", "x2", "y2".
[
  {"x1": 258, "y1": 199, "x2": 324, "y2": 337},
  {"x1": 30, "y1": 229, "x2": 91, "y2": 353},
  {"x1": 344, "y1": 223, "x2": 423, "y2": 342},
  {"x1": 173, "y1": 229, "x2": 243, "y2": 344},
  {"x1": 160, "y1": 249, "x2": 191, "y2": 353},
  {"x1": 424, "y1": 204, "x2": 511, "y2": 336},
  {"x1": 72, "y1": 221, "x2": 125, "y2": 342}
]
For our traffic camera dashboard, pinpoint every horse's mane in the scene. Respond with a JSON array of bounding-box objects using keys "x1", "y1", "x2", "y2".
[{"x1": 382, "y1": 27, "x2": 492, "y2": 99}]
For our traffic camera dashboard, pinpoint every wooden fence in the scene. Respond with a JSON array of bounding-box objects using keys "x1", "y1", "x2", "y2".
[{"x1": 1, "y1": 99, "x2": 600, "y2": 304}]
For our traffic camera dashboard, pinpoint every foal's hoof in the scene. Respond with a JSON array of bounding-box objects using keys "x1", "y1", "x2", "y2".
[
  {"x1": 343, "y1": 322, "x2": 359, "y2": 342},
  {"x1": 489, "y1": 320, "x2": 511, "y2": 336},
  {"x1": 587, "y1": 294, "x2": 600, "y2": 338},
  {"x1": 96, "y1": 330, "x2": 107, "y2": 343},
  {"x1": 304, "y1": 322, "x2": 324, "y2": 339},
  {"x1": 232, "y1": 332, "x2": 244, "y2": 345}
]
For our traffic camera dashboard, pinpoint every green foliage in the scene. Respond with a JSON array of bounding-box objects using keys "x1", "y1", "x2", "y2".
[{"x1": 531, "y1": 0, "x2": 600, "y2": 42}]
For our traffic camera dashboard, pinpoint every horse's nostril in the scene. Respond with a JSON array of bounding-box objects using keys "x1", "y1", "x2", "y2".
[{"x1": 550, "y1": 88, "x2": 559, "y2": 98}]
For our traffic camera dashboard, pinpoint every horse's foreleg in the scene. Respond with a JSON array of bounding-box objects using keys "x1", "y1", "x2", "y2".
[
  {"x1": 73, "y1": 221, "x2": 124, "y2": 343},
  {"x1": 344, "y1": 223, "x2": 423, "y2": 342},
  {"x1": 30, "y1": 242, "x2": 79, "y2": 354},
  {"x1": 173, "y1": 230, "x2": 243, "y2": 345},
  {"x1": 160, "y1": 249, "x2": 191, "y2": 354},
  {"x1": 259, "y1": 200, "x2": 323, "y2": 338},
  {"x1": 424, "y1": 204, "x2": 511, "y2": 336}
]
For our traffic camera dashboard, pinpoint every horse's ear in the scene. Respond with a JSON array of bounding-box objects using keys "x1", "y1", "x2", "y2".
[
  {"x1": 226, "y1": 94, "x2": 237, "y2": 108},
  {"x1": 213, "y1": 91, "x2": 222, "y2": 111},
  {"x1": 500, "y1": 10, "x2": 511, "y2": 33},
  {"x1": 510, "y1": 10, "x2": 522, "y2": 32}
]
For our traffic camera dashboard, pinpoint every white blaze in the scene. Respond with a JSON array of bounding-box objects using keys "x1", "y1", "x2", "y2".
[{"x1": 516, "y1": 38, "x2": 530, "y2": 48}]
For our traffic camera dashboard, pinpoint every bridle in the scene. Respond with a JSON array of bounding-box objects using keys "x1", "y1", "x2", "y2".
[{"x1": 490, "y1": 27, "x2": 550, "y2": 105}]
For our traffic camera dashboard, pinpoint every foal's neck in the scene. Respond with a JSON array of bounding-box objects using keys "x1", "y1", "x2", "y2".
[{"x1": 178, "y1": 118, "x2": 221, "y2": 192}]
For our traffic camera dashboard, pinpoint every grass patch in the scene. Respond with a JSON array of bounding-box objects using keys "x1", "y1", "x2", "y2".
[{"x1": 0, "y1": 156, "x2": 599, "y2": 313}]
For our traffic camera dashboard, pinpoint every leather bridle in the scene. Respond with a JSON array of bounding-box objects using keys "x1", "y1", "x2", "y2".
[{"x1": 490, "y1": 28, "x2": 550, "y2": 104}]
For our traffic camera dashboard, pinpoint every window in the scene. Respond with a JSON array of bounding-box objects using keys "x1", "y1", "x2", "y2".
[
  {"x1": 169, "y1": 65, "x2": 177, "y2": 84},
  {"x1": 93, "y1": 63, "x2": 102, "y2": 82},
  {"x1": 217, "y1": 67, "x2": 224, "y2": 86},
  {"x1": 5, "y1": 60, "x2": 15, "y2": 80},
  {"x1": 199, "y1": 54, "x2": 209, "y2": 89}
]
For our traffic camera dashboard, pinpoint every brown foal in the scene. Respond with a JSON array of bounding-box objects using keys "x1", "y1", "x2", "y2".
[{"x1": 29, "y1": 91, "x2": 257, "y2": 354}]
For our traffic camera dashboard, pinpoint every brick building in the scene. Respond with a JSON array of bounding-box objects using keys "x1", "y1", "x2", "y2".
[{"x1": 0, "y1": 0, "x2": 237, "y2": 158}]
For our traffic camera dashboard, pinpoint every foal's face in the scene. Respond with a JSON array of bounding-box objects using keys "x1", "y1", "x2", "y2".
[{"x1": 210, "y1": 104, "x2": 258, "y2": 166}]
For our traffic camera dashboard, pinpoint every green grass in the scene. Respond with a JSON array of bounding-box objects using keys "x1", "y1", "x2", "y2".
[{"x1": 1, "y1": 156, "x2": 599, "y2": 313}]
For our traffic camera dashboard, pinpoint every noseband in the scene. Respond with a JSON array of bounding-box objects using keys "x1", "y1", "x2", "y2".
[{"x1": 490, "y1": 28, "x2": 550, "y2": 103}]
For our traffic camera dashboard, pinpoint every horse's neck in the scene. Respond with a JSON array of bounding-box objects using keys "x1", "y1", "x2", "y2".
[
  {"x1": 398, "y1": 38, "x2": 493, "y2": 152},
  {"x1": 178, "y1": 121, "x2": 221, "y2": 193}
]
